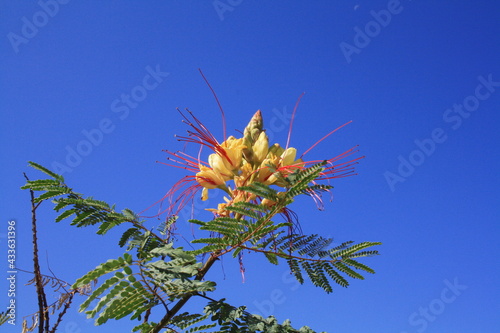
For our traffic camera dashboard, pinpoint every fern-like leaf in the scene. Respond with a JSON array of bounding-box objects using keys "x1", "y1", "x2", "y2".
[
  {"x1": 27, "y1": 161, "x2": 65, "y2": 182},
  {"x1": 118, "y1": 227, "x2": 141, "y2": 248}
]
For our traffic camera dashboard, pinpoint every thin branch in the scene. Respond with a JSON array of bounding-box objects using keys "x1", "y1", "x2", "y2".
[
  {"x1": 137, "y1": 262, "x2": 170, "y2": 312},
  {"x1": 236, "y1": 245, "x2": 343, "y2": 264},
  {"x1": 24, "y1": 173, "x2": 50, "y2": 333},
  {"x1": 193, "y1": 292, "x2": 218, "y2": 303},
  {"x1": 49, "y1": 291, "x2": 76, "y2": 333},
  {"x1": 16, "y1": 268, "x2": 71, "y2": 287},
  {"x1": 46, "y1": 251, "x2": 70, "y2": 294}
]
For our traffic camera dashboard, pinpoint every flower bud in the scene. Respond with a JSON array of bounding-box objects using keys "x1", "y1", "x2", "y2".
[
  {"x1": 253, "y1": 131, "x2": 269, "y2": 164},
  {"x1": 281, "y1": 147, "x2": 297, "y2": 166},
  {"x1": 244, "y1": 110, "x2": 264, "y2": 143}
]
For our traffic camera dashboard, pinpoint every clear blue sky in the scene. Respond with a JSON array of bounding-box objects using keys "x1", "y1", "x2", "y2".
[{"x1": 1, "y1": 1, "x2": 499, "y2": 332}]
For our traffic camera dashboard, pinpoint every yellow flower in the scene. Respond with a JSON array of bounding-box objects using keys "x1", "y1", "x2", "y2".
[
  {"x1": 206, "y1": 202, "x2": 230, "y2": 217},
  {"x1": 205, "y1": 190, "x2": 252, "y2": 216},
  {"x1": 196, "y1": 165, "x2": 227, "y2": 190},
  {"x1": 156, "y1": 105, "x2": 363, "y2": 220},
  {"x1": 257, "y1": 155, "x2": 280, "y2": 185},
  {"x1": 219, "y1": 136, "x2": 246, "y2": 172},
  {"x1": 208, "y1": 153, "x2": 232, "y2": 179}
]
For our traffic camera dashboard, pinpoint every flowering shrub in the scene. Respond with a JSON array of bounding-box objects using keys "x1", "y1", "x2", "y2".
[{"x1": 18, "y1": 105, "x2": 380, "y2": 333}]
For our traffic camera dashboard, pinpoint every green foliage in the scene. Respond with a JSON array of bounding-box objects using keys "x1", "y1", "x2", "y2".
[
  {"x1": 72, "y1": 244, "x2": 216, "y2": 326},
  {"x1": 25, "y1": 161, "x2": 65, "y2": 182},
  {"x1": 237, "y1": 182, "x2": 279, "y2": 202},
  {"x1": 189, "y1": 193, "x2": 292, "y2": 257},
  {"x1": 184, "y1": 165, "x2": 381, "y2": 294},
  {"x1": 119, "y1": 227, "x2": 142, "y2": 248},
  {"x1": 167, "y1": 312, "x2": 216, "y2": 332},
  {"x1": 252, "y1": 233, "x2": 381, "y2": 292},
  {"x1": 204, "y1": 299, "x2": 324, "y2": 332},
  {"x1": 22, "y1": 162, "x2": 148, "y2": 240},
  {"x1": 20, "y1": 161, "x2": 382, "y2": 332},
  {"x1": 284, "y1": 161, "x2": 332, "y2": 198}
]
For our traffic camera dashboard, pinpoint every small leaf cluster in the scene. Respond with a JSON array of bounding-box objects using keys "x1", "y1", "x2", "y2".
[
  {"x1": 204, "y1": 299, "x2": 322, "y2": 333},
  {"x1": 71, "y1": 245, "x2": 215, "y2": 327}
]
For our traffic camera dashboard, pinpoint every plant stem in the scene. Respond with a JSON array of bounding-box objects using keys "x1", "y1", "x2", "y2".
[{"x1": 24, "y1": 173, "x2": 50, "y2": 333}]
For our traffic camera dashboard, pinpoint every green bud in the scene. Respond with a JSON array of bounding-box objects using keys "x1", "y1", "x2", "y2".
[{"x1": 244, "y1": 110, "x2": 264, "y2": 143}]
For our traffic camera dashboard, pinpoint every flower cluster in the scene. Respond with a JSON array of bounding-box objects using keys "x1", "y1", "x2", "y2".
[
  {"x1": 159, "y1": 109, "x2": 361, "y2": 218},
  {"x1": 195, "y1": 110, "x2": 307, "y2": 215}
]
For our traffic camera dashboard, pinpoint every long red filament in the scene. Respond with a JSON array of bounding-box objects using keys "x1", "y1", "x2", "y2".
[
  {"x1": 198, "y1": 69, "x2": 227, "y2": 141},
  {"x1": 286, "y1": 92, "x2": 305, "y2": 149},
  {"x1": 300, "y1": 120, "x2": 353, "y2": 158}
]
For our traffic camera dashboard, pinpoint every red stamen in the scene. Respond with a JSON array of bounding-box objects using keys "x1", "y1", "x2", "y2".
[
  {"x1": 286, "y1": 92, "x2": 305, "y2": 149},
  {"x1": 175, "y1": 108, "x2": 232, "y2": 164},
  {"x1": 176, "y1": 108, "x2": 220, "y2": 149},
  {"x1": 161, "y1": 150, "x2": 201, "y2": 172},
  {"x1": 198, "y1": 69, "x2": 227, "y2": 141},
  {"x1": 140, "y1": 174, "x2": 201, "y2": 218},
  {"x1": 300, "y1": 121, "x2": 353, "y2": 158}
]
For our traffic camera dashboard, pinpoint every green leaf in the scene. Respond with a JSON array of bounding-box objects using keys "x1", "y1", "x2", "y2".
[
  {"x1": 237, "y1": 182, "x2": 278, "y2": 201},
  {"x1": 323, "y1": 264, "x2": 349, "y2": 288},
  {"x1": 73, "y1": 256, "x2": 130, "y2": 288},
  {"x1": 118, "y1": 227, "x2": 141, "y2": 247},
  {"x1": 33, "y1": 190, "x2": 66, "y2": 202},
  {"x1": 333, "y1": 262, "x2": 364, "y2": 280},
  {"x1": 343, "y1": 258, "x2": 376, "y2": 274},
  {"x1": 27, "y1": 161, "x2": 64, "y2": 182},
  {"x1": 225, "y1": 205, "x2": 260, "y2": 219},
  {"x1": 55, "y1": 208, "x2": 77, "y2": 222},
  {"x1": 264, "y1": 252, "x2": 279, "y2": 265},
  {"x1": 97, "y1": 220, "x2": 122, "y2": 235}
]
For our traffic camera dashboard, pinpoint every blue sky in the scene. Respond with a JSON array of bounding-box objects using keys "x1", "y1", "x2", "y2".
[{"x1": 1, "y1": 1, "x2": 499, "y2": 332}]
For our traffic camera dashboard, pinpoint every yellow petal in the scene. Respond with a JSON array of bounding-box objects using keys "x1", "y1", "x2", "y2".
[
  {"x1": 201, "y1": 187, "x2": 209, "y2": 201},
  {"x1": 209, "y1": 153, "x2": 232, "y2": 177},
  {"x1": 196, "y1": 165, "x2": 226, "y2": 189},
  {"x1": 281, "y1": 147, "x2": 297, "y2": 166}
]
